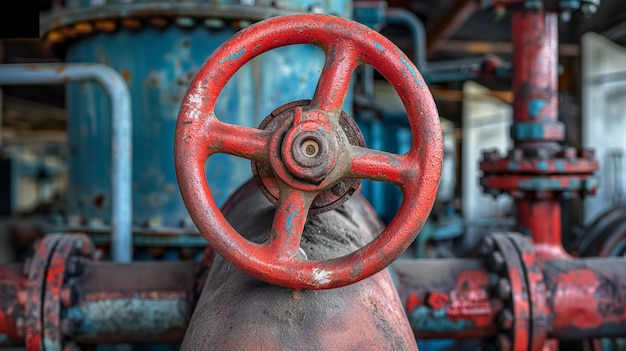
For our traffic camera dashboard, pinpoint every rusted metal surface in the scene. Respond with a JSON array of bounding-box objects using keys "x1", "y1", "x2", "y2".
[
  {"x1": 181, "y1": 182, "x2": 417, "y2": 350},
  {"x1": 41, "y1": 235, "x2": 94, "y2": 350},
  {"x1": 511, "y1": 11, "x2": 559, "y2": 128},
  {"x1": 479, "y1": 7, "x2": 598, "y2": 267},
  {"x1": 175, "y1": 13, "x2": 442, "y2": 290},
  {"x1": 392, "y1": 232, "x2": 625, "y2": 347},
  {"x1": 41, "y1": 1, "x2": 352, "y2": 43},
  {"x1": 516, "y1": 198, "x2": 569, "y2": 258},
  {"x1": 545, "y1": 258, "x2": 626, "y2": 340},
  {"x1": 25, "y1": 234, "x2": 63, "y2": 351},
  {"x1": 251, "y1": 100, "x2": 366, "y2": 215},
  {"x1": 23, "y1": 234, "x2": 96, "y2": 350},
  {"x1": 506, "y1": 234, "x2": 550, "y2": 351},
  {"x1": 392, "y1": 259, "x2": 500, "y2": 339},
  {"x1": 1, "y1": 233, "x2": 203, "y2": 347},
  {"x1": 488, "y1": 234, "x2": 532, "y2": 351}
]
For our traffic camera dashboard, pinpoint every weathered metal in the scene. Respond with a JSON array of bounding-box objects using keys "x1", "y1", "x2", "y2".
[
  {"x1": 181, "y1": 180, "x2": 417, "y2": 350},
  {"x1": 67, "y1": 260, "x2": 199, "y2": 345},
  {"x1": 545, "y1": 258, "x2": 626, "y2": 340},
  {"x1": 392, "y1": 259, "x2": 500, "y2": 339},
  {"x1": 41, "y1": 235, "x2": 95, "y2": 350},
  {"x1": 175, "y1": 13, "x2": 442, "y2": 290},
  {"x1": 0, "y1": 63, "x2": 132, "y2": 263},
  {"x1": 394, "y1": 232, "x2": 626, "y2": 346},
  {"x1": 2, "y1": 231, "x2": 625, "y2": 347},
  {"x1": 40, "y1": 0, "x2": 352, "y2": 43},
  {"x1": 251, "y1": 100, "x2": 366, "y2": 215},
  {"x1": 1, "y1": 233, "x2": 203, "y2": 347},
  {"x1": 24, "y1": 234, "x2": 63, "y2": 351}
]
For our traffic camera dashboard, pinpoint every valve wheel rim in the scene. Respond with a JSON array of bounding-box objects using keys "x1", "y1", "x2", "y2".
[{"x1": 174, "y1": 13, "x2": 442, "y2": 290}]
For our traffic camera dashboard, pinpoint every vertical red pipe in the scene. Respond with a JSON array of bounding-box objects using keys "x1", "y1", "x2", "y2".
[
  {"x1": 512, "y1": 11, "x2": 559, "y2": 128},
  {"x1": 517, "y1": 197, "x2": 568, "y2": 258},
  {"x1": 512, "y1": 10, "x2": 566, "y2": 259}
]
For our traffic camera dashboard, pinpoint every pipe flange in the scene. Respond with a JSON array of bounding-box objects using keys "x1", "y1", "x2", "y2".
[
  {"x1": 24, "y1": 234, "x2": 96, "y2": 351},
  {"x1": 24, "y1": 234, "x2": 64, "y2": 351},
  {"x1": 503, "y1": 233, "x2": 549, "y2": 351},
  {"x1": 478, "y1": 232, "x2": 532, "y2": 351}
]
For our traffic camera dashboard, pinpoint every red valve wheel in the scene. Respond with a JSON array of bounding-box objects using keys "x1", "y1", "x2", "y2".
[{"x1": 175, "y1": 13, "x2": 442, "y2": 290}]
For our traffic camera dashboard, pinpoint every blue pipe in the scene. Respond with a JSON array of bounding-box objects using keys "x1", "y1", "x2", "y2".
[
  {"x1": 0, "y1": 63, "x2": 132, "y2": 263},
  {"x1": 384, "y1": 7, "x2": 427, "y2": 72}
]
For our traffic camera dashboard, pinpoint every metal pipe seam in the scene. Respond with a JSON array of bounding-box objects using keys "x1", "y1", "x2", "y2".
[{"x1": 0, "y1": 63, "x2": 132, "y2": 263}]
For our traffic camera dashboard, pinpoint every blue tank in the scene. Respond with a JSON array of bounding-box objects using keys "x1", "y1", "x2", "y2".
[{"x1": 45, "y1": 1, "x2": 352, "y2": 241}]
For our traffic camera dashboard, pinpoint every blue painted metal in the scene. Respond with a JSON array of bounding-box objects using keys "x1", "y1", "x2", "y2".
[
  {"x1": 510, "y1": 122, "x2": 554, "y2": 140},
  {"x1": 383, "y1": 7, "x2": 427, "y2": 71},
  {"x1": 353, "y1": 1, "x2": 387, "y2": 29},
  {"x1": 64, "y1": 6, "x2": 351, "y2": 237},
  {"x1": 0, "y1": 63, "x2": 133, "y2": 263}
]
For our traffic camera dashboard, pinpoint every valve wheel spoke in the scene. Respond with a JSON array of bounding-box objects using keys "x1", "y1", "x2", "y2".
[
  {"x1": 266, "y1": 188, "x2": 313, "y2": 260},
  {"x1": 310, "y1": 41, "x2": 360, "y2": 118},
  {"x1": 206, "y1": 119, "x2": 272, "y2": 164},
  {"x1": 346, "y1": 145, "x2": 417, "y2": 188}
]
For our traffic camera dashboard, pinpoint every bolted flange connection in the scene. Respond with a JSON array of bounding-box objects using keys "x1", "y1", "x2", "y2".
[{"x1": 477, "y1": 233, "x2": 549, "y2": 351}]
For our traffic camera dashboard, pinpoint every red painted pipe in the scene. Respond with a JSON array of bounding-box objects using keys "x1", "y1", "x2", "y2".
[
  {"x1": 545, "y1": 258, "x2": 626, "y2": 340},
  {"x1": 512, "y1": 10, "x2": 559, "y2": 128},
  {"x1": 394, "y1": 257, "x2": 626, "y2": 341},
  {"x1": 517, "y1": 197, "x2": 569, "y2": 259}
]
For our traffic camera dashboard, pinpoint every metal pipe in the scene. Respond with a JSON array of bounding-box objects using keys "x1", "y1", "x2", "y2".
[
  {"x1": 393, "y1": 256, "x2": 626, "y2": 341},
  {"x1": 518, "y1": 197, "x2": 569, "y2": 259},
  {"x1": 384, "y1": 7, "x2": 427, "y2": 71},
  {"x1": 544, "y1": 257, "x2": 626, "y2": 340},
  {"x1": 0, "y1": 63, "x2": 132, "y2": 263},
  {"x1": 67, "y1": 260, "x2": 198, "y2": 344},
  {"x1": 511, "y1": 11, "x2": 560, "y2": 138},
  {"x1": 392, "y1": 258, "x2": 502, "y2": 339}
]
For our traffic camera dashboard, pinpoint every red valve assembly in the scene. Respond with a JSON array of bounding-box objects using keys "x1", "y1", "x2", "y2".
[{"x1": 174, "y1": 13, "x2": 443, "y2": 290}]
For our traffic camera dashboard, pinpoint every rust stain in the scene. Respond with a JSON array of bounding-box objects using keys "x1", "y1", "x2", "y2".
[
  {"x1": 92, "y1": 194, "x2": 105, "y2": 208},
  {"x1": 121, "y1": 69, "x2": 132, "y2": 83}
]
